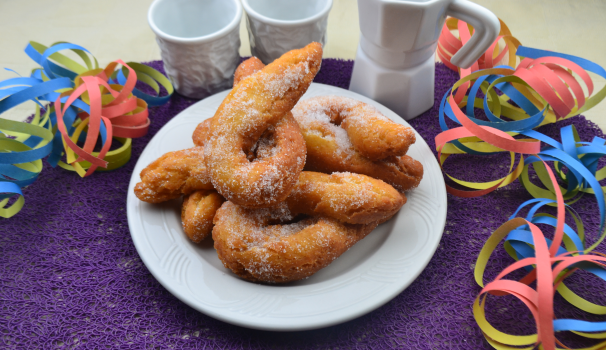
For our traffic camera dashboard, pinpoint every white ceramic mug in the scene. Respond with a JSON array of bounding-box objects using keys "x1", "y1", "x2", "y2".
[
  {"x1": 242, "y1": 0, "x2": 332, "y2": 64},
  {"x1": 148, "y1": 0, "x2": 242, "y2": 99}
]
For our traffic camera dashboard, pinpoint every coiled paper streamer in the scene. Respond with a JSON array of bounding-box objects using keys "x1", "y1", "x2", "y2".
[
  {"x1": 0, "y1": 42, "x2": 173, "y2": 218},
  {"x1": 438, "y1": 20, "x2": 606, "y2": 349},
  {"x1": 435, "y1": 46, "x2": 606, "y2": 197},
  {"x1": 474, "y1": 148, "x2": 606, "y2": 349}
]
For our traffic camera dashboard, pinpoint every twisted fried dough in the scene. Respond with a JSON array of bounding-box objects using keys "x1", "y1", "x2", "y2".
[
  {"x1": 134, "y1": 147, "x2": 212, "y2": 203},
  {"x1": 181, "y1": 190, "x2": 225, "y2": 243},
  {"x1": 285, "y1": 172, "x2": 405, "y2": 224},
  {"x1": 213, "y1": 201, "x2": 378, "y2": 283},
  {"x1": 212, "y1": 171, "x2": 405, "y2": 283},
  {"x1": 305, "y1": 147, "x2": 423, "y2": 192},
  {"x1": 205, "y1": 42, "x2": 322, "y2": 207}
]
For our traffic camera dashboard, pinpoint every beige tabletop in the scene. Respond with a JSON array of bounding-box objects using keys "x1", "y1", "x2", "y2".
[{"x1": 0, "y1": 0, "x2": 604, "y2": 129}]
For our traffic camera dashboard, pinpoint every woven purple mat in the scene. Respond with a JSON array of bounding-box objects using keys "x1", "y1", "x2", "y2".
[{"x1": 1, "y1": 59, "x2": 605, "y2": 349}]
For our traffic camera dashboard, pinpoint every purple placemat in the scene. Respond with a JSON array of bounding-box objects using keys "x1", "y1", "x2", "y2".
[{"x1": 0, "y1": 60, "x2": 605, "y2": 349}]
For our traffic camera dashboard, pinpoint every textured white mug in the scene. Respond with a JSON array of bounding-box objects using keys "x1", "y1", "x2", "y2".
[
  {"x1": 242, "y1": 0, "x2": 332, "y2": 64},
  {"x1": 148, "y1": 0, "x2": 242, "y2": 99}
]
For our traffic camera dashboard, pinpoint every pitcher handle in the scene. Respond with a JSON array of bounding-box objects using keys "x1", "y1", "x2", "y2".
[{"x1": 446, "y1": 0, "x2": 500, "y2": 69}]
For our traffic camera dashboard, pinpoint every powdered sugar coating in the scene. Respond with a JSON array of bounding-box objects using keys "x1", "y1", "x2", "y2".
[
  {"x1": 325, "y1": 172, "x2": 373, "y2": 212},
  {"x1": 293, "y1": 97, "x2": 357, "y2": 160},
  {"x1": 263, "y1": 61, "x2": 310, "y2": 99}
]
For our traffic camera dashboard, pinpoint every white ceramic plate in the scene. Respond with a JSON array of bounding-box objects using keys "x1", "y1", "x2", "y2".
[{"x1": 127, "y1": 83, "x2": 447, "y2": 331}]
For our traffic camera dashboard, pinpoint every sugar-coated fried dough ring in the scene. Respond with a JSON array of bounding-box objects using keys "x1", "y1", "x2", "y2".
[
  {"x1": 292, "y1": 100, "x2": 424, "y2": 191},
  {"x1": 134, "y1": 147, "x2": 213, "y2": 203},
  {"x1": 192, "y1": 118, "x2": 211, "y2": 147},
  {"x1": 205, "y1": 42, "x2": 322, "y2": 207},
  {"x1": 181, "y1": 190, "x2": 225, "y2": 243},
  {"x1": 234, "y1": 57, "x2": 265, "y2": 86},
  {"x1": 286, "y1": 172, "x2": 405, "y2": 224},
  {"x1": 212, "y1": 201, "x2": 378, "y2": 283},
  {"x1": 209, "y1": 113, "x2": 306, "y2": 207},
  {"x1": 293, "y1": 96, "x2": 416, "y2": 160}
]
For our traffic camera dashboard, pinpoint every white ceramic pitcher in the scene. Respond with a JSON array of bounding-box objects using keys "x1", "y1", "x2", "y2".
[{"x1": 349, "y1": 0, "x2": 500, "y2": 120}]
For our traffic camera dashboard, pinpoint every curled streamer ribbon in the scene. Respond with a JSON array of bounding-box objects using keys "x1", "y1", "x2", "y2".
[
  {"x1": 0, "y1": 41, "x2": 173, "y2": 218},
  {"x1": 437, "y1": 19, "x2": 606, "y2": 349},
  {"x1": 474, "y1": 147, "x2": 606, "y2": 349},
  {"x1": 435, "y1": 46, "x2": 606, "y2": 197}
]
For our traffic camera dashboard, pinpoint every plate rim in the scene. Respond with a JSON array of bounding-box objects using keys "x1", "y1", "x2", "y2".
[{"x1": 126, "y1": 82, "x2": 447, "y2": 331}]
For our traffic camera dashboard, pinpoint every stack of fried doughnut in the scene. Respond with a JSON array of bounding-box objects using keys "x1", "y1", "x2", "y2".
[{"x1": 134, "y1": 43, "x2": 424, "y2": 283}]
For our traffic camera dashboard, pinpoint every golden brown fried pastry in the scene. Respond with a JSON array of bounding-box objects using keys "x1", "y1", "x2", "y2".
[
  {"x1": 204, "y1": 42, "x2": 322, "y2": 208},
  {"x1": 285, "y1": 172, "x2": 405, "y2": 224},
  {"x1": 306, "y1": 151, "x2": 423, "y2": 192},
  {"x1": 212, "y1": 201, "x2": 378, "y2": 283},
  {"x1": 181, "y1": 190, "x2": 225, "y2": 243},
  {"x1": 292, "y1": 97, "x2": 424, "y2": 191},
  {"x1": 212, "y1": 171, "x2": 405, "y2": 283},
  {"x1": 192, "y1": 118, "x2": 212, "y2": 147},
  {"x1": 234, "y1": 56, "x2": 265, "y2": 86},
  {"x1": 134, "y1": 147, "x2": 213, "y2": 203},
  {"x1": 293, "y1": 96, "x2": 416, "y2": 160}
]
